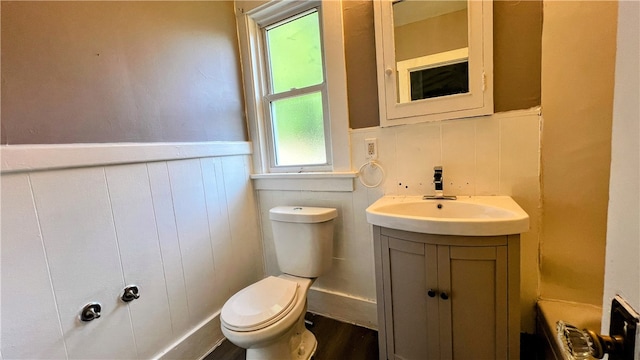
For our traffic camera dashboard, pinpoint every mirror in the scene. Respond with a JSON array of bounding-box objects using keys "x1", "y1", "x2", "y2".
[
  {"x1": 392, "y1": 0, "x2": 469, "y2": 103},
  {"x1": 373, "y1": 0, "x2": 493, "y2": 126}
]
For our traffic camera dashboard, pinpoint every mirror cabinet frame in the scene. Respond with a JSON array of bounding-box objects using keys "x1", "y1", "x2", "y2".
[{"x1": 373, "y1": 0, "x2": 493, "y2": 126}]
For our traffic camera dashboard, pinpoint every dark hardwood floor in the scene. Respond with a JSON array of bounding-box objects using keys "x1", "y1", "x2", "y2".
[
  {"x1": 205, "y1": 312, "x2": 378, "y2": 360},
  {"x1": 206, "y1": 312, "x2": 543, "y2": 360}
]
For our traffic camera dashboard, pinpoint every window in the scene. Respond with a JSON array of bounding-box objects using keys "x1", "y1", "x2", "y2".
[
  {"x1": 264, "y1": 10, "x2": 329, "y2": 167},
  {"x1": 237, "y1": 0, "x2": 350, "y2": 174}
]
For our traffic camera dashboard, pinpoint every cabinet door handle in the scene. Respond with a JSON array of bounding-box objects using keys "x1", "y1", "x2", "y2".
[
  {"x1": 440, "y1": 292, "x2": 449, "y2": 300},
  {"x1": 427, "y1": 289, "x2": 437, "y2": 298}
]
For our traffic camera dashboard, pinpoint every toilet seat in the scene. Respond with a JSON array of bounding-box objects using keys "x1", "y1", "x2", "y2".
[{"x1": 221, "y1": 276, "x2": 299, "y2": 332}]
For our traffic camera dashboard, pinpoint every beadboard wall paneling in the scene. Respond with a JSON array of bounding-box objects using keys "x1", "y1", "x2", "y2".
[
  {"x1": 105, "y1": 164, "x2": 174, "y2": 358},
  {"x1": 200, "y1": 158, "x2": 234, "y2": 309},
  {"x1": 147, "y1": 162, "x2": 192, "y2": 337},
  {"x1": 167, "y1": 159, "x2": 219, "y2": 323},
  {"x1": 1, "y1": 174, "x2": 68, "y2": 360},
  {"x1": 220, "y1": 156, "x2": 263, "y2": 296},
  {"x1": 30, "y1": 166, "x2": 139, "y2": 359},
  {"x1": 0, "y1": 146, "x2": 259, "y2": 359}
]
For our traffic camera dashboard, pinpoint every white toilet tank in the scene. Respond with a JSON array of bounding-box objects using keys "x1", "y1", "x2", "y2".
[{"x1": 269, "y1": 206, "x2": 337, "y2": 278}]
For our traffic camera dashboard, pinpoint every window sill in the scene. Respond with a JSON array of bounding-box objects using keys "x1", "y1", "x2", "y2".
[{"x1": 251, "y1": 172, "x2": 357, "y2": 192}]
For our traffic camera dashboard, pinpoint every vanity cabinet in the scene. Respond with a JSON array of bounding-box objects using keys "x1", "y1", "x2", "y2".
[{"x1": 373, "y1": 226, "x2": 520, "y2": 360}]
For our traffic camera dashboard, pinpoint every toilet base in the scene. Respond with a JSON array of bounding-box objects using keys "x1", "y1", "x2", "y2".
[
  {"x1": 245, "y1": 311, "x2": 317, "y2": 360},
  {"x1": 289, "y1": 329, "x2": 317, "y2": 360}
]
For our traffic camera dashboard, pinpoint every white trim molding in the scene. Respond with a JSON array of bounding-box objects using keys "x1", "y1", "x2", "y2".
[
  {"x1": 251, "y1": 171, "x2": 357, "y2": 192},
  {"x1": 1, "y1": 142, "x2": 252, "y2": 173}
]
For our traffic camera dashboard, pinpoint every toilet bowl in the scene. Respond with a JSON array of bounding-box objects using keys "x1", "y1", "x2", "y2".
[
  {"x1": 220, "y1": 206, "x2": 337, "y2": 360},
  {"x1": 221, "y1": 275, "x2": 315, "y2": 359}
]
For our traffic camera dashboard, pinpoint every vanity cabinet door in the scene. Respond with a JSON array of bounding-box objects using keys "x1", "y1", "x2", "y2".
[
  {"x1": 379, "y1": 234, "x2": 509, "y2": 360},
  {"x1": 437, "y1": 245, "x2": 509, "y2": 359},
  {"x1": 381, "y1": 236, "x2": 440, "y2": 359}
]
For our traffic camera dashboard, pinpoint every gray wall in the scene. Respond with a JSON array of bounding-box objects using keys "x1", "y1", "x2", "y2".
[
  {"x1": 1, "y1": 1, "x2": 247, "y2": 144},
  {"x1": 2, "y1": 1, "x2": 542, "y2": 139}
]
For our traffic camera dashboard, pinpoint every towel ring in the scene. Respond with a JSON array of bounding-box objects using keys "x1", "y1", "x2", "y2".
[{"x1": 358, "y1": 161, "x2": 385, "y2": 188}]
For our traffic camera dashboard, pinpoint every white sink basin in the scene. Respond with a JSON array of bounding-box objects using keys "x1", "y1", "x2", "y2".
[{"x1": 366, "y1": 196, "x2": 529, "y2": 236}]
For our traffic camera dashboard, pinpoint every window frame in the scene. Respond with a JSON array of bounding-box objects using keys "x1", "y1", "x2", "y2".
[
  {"x1": 236, "y1": 0, "x2": 351, "y2": 174},
  {"x1": 262, "y1": 8, "x2": 331, "y2": 170}
]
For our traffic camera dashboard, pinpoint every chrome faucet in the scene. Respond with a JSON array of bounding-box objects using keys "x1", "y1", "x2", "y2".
[
  {"x1": 424, "y1": 166, "x2": 456, "y2": 200},
  {"x1": 433, "y1": 166, "x2": 444, "y2": 197}
]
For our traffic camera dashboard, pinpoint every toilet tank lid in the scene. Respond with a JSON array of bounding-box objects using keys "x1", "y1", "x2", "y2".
[{"x1": 269, "y1": 206, "x2": 337, "y2": 223}]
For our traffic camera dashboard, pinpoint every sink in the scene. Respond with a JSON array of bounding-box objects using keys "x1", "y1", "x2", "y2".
[{"x1": 366, "y1": 195, "x2": 529, "y2": 236}]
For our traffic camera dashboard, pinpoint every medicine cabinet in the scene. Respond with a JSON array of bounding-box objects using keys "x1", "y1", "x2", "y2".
[{"x1": 373, "y1": 0, "x2": 493, "y2": 126}]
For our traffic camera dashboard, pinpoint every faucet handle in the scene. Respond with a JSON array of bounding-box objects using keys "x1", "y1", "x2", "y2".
[{"x1": 433, "y1": 166, "x2": 443, "y2": 182}]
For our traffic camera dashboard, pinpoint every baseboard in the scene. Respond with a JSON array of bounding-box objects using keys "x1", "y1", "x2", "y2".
[
  {"x1": 155, "y1": 312, "x2": 224, "y2": 360},
  {"x1": 307, "y1": 287, "x2": 378, "y2": 330}
]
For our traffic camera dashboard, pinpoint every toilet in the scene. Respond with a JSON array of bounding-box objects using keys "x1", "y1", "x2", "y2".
[{"x1": 220, "y1": 206, "x2": 338, "y2": 360}]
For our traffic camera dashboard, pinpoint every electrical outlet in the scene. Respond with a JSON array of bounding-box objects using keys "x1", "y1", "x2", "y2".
[{"x1": 365, "y1": 138, "x2": 378, "y2": 160}]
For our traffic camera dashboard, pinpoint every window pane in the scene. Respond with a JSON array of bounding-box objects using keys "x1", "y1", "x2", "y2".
[
  {"x1": 266, "y1": 11, "x2": 323, "y2": 94},
  {"x1": 271, "y1": 92, "x2": 326, "y2": 166}
]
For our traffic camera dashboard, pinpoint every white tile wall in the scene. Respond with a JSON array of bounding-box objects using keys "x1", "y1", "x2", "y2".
[
  {"x1": 254, "y1": 109, "x2": 542, "y2": 332},
  {"x1": 1, "y1": 151, "x2": 260, "y2": 359}
]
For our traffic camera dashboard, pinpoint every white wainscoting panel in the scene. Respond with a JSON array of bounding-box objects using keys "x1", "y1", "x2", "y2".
[
  {"x1": 30, "y1": 167, "x2": 138, "y2": 359},
  {"x1": 147, "y1": 162, "x2": 191, "y2": 337},
  {"x1": 166, "y1": 159, "x2": 219, "y2": 323},
  {"x1": 221, "y1": 156, "x2": 263, "y2": 296},
  {"x1": 1, "y1": 143, "x2": 259, "y2": 359},
  {"x1": 105, "y1": 164, "x2": 174, "y2": 359},
  {"x1": 1, "y1": 174, "x2": 68, "y2": 359},
  {"x1": 200, "y1": 158, "x2": 233, "y2": 308}
]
